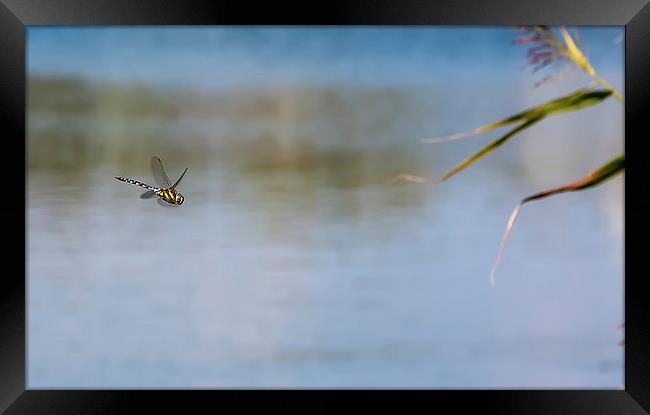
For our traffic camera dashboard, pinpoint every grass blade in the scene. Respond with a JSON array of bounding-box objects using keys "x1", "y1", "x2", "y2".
[
  {"x1": 490, "y1": 154, "x2": 624, "y2": 285},
  {"x1": 392, "y1": 89, "x2": 614, "y2": 189},
  {"x1": 418, "y1": 89, "x2": 613, "y2": 184},
  {"x1": 560, "y1": 27, "x2": 596, "y2": 77},
  {"x1": 437, "y1": 117, "x2": 542, "y2": 183},
  {"x1": 389, "y1": 118, "x2": 540, "y2": 185},
  {"x1": 422, "y1": 88, "x2": 612, "y2": 144}
]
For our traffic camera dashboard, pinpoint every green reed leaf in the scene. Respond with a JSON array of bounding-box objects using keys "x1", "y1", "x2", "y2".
[
  {"x1": 422, "y1": 88, "x2": 613, "y2": 144},
  {"x1": 489, "y1": 154, "x2": 624, "y2": 285},
  {"x1": 409, "y1": 88, "x2": 614, "y2": 184},
  {"x1": 437, "y1": 117, "x2": 542, "y2": 183}
]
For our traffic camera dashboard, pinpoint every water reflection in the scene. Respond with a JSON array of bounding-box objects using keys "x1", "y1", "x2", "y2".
[{"x1": 28, "y1": 73, "x2": 623, "y2": 388}]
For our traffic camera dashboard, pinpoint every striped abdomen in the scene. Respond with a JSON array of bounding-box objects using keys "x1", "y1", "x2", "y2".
[{"x1": 115, "y1": 176, "x2": 159, "y2": 191}]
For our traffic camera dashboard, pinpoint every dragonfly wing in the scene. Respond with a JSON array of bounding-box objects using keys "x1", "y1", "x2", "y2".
[
  {"x1": 140, "y1": 190, "x2": 157, "y2": 199},
  {"x1": 151, "y1": 156, "x2": 172, "y2": 188},
  {"x1": 171, "y1": 167, "x2": 188, "y2": 189}
]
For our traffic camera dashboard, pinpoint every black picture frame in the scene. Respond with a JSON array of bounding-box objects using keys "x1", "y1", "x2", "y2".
[{"x1": 3, "y1": 0, "x2": 649, "y2": 413}]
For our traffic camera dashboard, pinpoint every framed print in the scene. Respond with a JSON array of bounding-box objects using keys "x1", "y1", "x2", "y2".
[{"x1": 2, "y1": 0, "x2": 650, "y2": 413}]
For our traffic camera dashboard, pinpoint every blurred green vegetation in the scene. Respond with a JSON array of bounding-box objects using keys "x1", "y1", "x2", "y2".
[{"x1": 28, "y1": 76, "x2": 436, "y2": 199}]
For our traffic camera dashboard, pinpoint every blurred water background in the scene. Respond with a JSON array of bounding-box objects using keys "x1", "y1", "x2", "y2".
[{"x1": 27, "y1": 27, "x2": 624, "y2": 388}]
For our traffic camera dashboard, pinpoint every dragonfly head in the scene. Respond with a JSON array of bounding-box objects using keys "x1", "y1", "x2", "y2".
[{"x1": 175, "y1": 193, "x2": 185, "y2": 205}]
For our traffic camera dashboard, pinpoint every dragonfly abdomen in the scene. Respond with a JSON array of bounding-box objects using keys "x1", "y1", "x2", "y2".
[{"x1": 115, "y1": 176, "x2": 159, "y2": 191}]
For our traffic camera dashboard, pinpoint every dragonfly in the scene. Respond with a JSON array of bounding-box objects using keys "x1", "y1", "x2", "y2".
[{"x1": 115, "y1": 156, "x2": 188, "y2": 206}]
